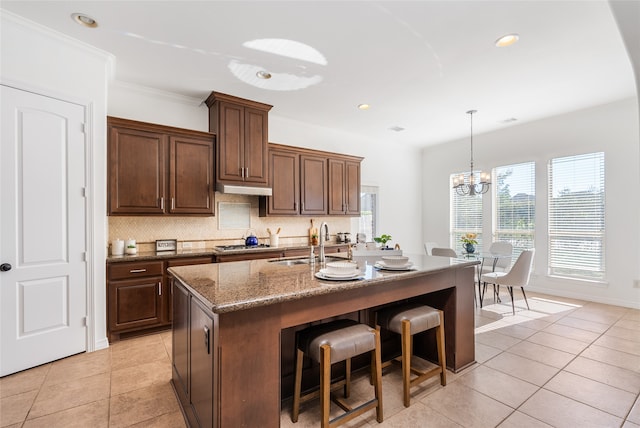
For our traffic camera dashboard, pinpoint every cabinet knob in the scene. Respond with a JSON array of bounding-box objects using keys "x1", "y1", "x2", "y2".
[{"x1": 0, "y1": 263, "x2": 12, "y2": 272}]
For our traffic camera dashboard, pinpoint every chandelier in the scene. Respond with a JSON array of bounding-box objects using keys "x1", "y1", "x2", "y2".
[{"x1": 453, "y1": 110, "x2": 491, "y2": 196}]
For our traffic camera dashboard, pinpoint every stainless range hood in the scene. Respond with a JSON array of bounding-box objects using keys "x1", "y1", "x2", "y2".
[{"x1": 215, "y1": 183, "x2": 273, "y2": 196}]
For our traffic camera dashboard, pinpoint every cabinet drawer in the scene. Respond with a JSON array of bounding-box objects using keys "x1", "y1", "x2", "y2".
[{"x1": 108, "y1": 261, "x2": 164, "y2": 280}]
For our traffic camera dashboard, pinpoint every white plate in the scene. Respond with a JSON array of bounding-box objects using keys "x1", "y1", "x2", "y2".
[
  {"x1": 319, "y1": 268, "x2": 360, "y2": 278},
  {"x1": 314, "y1": 271, "x2": 363, "y2": 281},
  {"x1": 374, "y1": 261, "x2": 415, "y2": 271}
]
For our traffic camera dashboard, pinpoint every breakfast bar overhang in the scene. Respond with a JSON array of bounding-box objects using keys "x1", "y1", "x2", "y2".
[{"x1": 168, "y1": 254, "x2": 479, "y2": 427}]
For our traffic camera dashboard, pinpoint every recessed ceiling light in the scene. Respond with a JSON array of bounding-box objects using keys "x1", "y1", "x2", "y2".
[
  {"x1": 495, "y1": 33, "x2": 519, "y2": 47},
  {"x1": 358, "y1": 104, "x2": 370, "y2": 110},
  {"x1": 501, "y1": 118, "x2": 518, "y2": 123},
  {"x1": 71, "y1": 13, "x2": 98, "y2": 28},
  {"x1": 389, "y1": 126, "x2": 405, "y2": 132},
  {"x1": 256, "y1": 70, "x2": 272, "y2": 79}
]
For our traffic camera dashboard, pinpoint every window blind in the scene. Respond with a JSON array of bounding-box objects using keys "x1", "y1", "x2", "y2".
[
  {"x1": 548, "y1": 152, "x2": 605, "y2": 280},
  {"x1": 494, "y1": 162, "x2": 535, "y2": 259},
  {"x1": 451, "y1": 173, "x2": 483, "y2": 252}
]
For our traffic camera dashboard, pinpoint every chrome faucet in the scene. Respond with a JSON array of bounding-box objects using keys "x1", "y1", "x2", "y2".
[{"x1": 319, "y1": 222, "x2": 329, "y2": 262}]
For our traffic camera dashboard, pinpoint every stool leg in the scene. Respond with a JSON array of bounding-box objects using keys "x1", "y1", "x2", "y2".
[
  {"x1": 373, "y1": 327, "x2": 384, "y2": 423},
  {"x1": 344, "y1": 358, "x2": 351, "y2": 398},
  {"x1": 292, "y1": 348, "x2": 304, "y2": 423},
  {"x1": 401, "y1": 319, "x2": 412, "y2": 407},
  {"x1": 437, "y1": 310, "x2": 447, "y2": 386},
  {"x1": 320, "y1": 344, "x2": 331, "y2": 428}
]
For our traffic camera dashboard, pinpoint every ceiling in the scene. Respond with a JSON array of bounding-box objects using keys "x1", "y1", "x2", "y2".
[{"x1": 2, "y1": 1, "x2": 638, "y2": 147}]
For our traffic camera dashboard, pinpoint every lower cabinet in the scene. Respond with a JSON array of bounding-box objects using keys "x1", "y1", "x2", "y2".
[
  {"x1": 107, "y1": 256, "x2": 213, "y2": 341},
  {"x1": 107, "y1": 261, "x2": 165, "y2": 341},
  {"x1": 172, "y1": 280, "x2": 216, "y2": 428}
]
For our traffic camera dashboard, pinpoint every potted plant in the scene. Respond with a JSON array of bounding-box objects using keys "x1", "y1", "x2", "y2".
[
  {"x1": 311, "y1": 233, "x2": 319, "y2": 246},
  {"x1": 373, "y1": 234, "x2": 392, "y2": 249},
  {"x1": 460, "y1": 233, "x2": 478, "y2": 254}
]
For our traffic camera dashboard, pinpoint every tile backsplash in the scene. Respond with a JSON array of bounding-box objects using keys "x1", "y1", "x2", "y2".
[{"x1": 108, "y1": 193, "x2": 351, "y2": 253}]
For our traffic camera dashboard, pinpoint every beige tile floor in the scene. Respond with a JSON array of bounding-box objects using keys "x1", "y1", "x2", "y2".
[{"x1": 1, "y1": 291, "x2": 639, "y2": 427}]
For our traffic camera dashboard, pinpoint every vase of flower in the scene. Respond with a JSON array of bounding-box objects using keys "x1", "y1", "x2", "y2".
[{"x1": 460, "y1": 233, "x2": 478, "y2": 254}]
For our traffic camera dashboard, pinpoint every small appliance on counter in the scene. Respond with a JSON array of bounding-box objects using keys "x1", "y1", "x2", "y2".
[{"x1": 336, "y1": 232, "x2": 352, "y2": 243}]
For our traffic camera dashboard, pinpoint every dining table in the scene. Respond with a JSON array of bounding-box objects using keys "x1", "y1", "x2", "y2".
[{"x1": 461, "y1": 252, "x2": 512, "y2": 307}]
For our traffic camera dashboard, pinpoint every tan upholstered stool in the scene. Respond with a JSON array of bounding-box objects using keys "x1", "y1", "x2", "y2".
[
  {"x1": 376, "y1": 304, "x2": 446, "y2": 407},
  {"x1": 292, "y1": 319, "x2": 383, "y2": 427}
]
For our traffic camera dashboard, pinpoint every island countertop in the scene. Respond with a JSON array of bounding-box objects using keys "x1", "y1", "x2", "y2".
[{"x1": 167, "y1": 254, "x2": 479, "y2": 314}]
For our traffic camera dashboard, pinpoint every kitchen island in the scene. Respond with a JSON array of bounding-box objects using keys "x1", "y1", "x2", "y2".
[{"x1": 168, "y1": 254, "x2": 478, "y2": 428}]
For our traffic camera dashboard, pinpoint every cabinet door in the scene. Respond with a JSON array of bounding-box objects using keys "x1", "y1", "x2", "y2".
[
  {"x1": 217, "y1": 101, "x2": 244, "y2": 182},
  {"x1": 172, "y1": 280, "x2": 190, "y2": 400},
  {"x1": 300, "y1": 154, "x2": 327, "y2": 215},
  {"x1": 267, "y1": 149, "x2": 299, "y2": 215},
  {"x1": 190, "y1": 298, "x2": 214, "y2": 428},
  {"x1": 345, "y1": 160, "x2": 361, "y2": 215},
  {"x1": 108, "y1": 126, "x2": 167, "y2": 214},
  {"x1": 169, "y1": 136, "x2": 214, "y2": 215},
  {"x1": 243, "y1": 107, "x2": 269, "y2": 185},
  {"x1": 108, "y1": 276, "x2": 163, "y2": 332},
  {"x1": 328, "y1": 159, "x2": 346, "y2": 215}
]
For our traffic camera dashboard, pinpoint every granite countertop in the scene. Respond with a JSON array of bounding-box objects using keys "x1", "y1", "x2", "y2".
[
  {"x1": 168, "y1": 254, "x2": 479, "y2": 314},
  {"x1": 106, "y1": 243, "x2": 347, "y2": 263}
]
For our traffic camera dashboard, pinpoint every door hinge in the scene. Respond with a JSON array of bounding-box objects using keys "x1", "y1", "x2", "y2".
[
  {"x1": 81, "y1": 187, "x2": 87, "y2": 197},
  {"x1": 81, "y1": 123, "x2": 87, "y2": 134},
  {"x1": 82, "y1": 317, "x2": 87, "y2": 327},
  {"x1": 82, "y1": 252, "x2": 87, "y2": 262}
]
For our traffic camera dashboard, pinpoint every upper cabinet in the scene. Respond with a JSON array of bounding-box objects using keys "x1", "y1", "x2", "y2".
[
  {"x1": 260, "y1": 144, "x2": 362, "y2": 217},
  {"x1": 108, "y1": 117, "x2": 215, "y2": 216},
  {"x1": 328, "y1": 158, "x2": 361, "y2": 215},
  {"x1": 205, "y1": 92, "x2": 272, "y2": 187}
]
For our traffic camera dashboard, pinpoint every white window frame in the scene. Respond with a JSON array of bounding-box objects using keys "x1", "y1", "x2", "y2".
[
  {"x1": 547, "y1": 152, "x2": 605, "y2": 281},
  {"x1": 493, "y1": 161, "x2": 536, "y2": 261}
]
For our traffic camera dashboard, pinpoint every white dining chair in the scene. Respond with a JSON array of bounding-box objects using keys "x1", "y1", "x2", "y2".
[
  {"x1": 431, "y1": 247, "x2": 457, "y2": 257},
  {"x1": 481, "y1": 241, "x2": 513, "y2": 274},
  {"x1": 423, "y1": 242, "x2": 438, "y2": 256},
  {"x1": 480, "y1": 249, "x2": 535, "y2": 315}
]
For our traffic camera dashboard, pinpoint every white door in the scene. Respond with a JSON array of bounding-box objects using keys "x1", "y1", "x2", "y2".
[{"x1": 0, "y1": 85, "x2": 87, "y2": 376}]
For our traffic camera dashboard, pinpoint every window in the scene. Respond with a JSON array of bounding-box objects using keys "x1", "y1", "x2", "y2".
[
  {"x1": 358, "y1": 185, "x2": 378, "y2": 242},
  {"x1": 451, "y1": 173, "x2": 483, "y2": 251},
  {"x1": 494, "y1": 162, "x2": 535, "y2": 258},
  {"x1": 548, "y1": 152, "x2": 605, "y2": 280}
]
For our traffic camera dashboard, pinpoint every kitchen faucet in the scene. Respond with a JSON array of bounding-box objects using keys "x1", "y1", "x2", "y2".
[{"x1": 319, "y1": 222, "x2": 329, "y2": 262}]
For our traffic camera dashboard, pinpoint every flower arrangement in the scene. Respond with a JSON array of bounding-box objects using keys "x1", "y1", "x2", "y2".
[
  {"x1": 460, "y1": 233, "x2": 478, "y2": 245},
  {"x1": 373, "y1": 234, "x2": 392, "y2": 248}
]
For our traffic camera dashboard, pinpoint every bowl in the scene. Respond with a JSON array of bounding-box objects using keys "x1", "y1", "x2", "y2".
[
  {"x1": 381, "y1": 256, "x2": 410, "y2": 266},
  {"x1": 325, "y1": 261, "x2": 358, "y2": 275}
]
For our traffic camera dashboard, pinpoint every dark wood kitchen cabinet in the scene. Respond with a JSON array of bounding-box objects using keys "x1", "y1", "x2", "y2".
[
  {"x1": 172, "y1": 280, "x2": 216, "y2": 428},
  {"x1": 107, "y1": 260, "x2": 165, "y2": 341},
  {"x1": 205, "y1": 91, "x2": 272, "y2": 187},
  {"x1": 107, "y1": 256, "x2": 214, "y2": 341},
  {"x1": 260, "y1": 143, "x2": 362, "y2": 217},
  {"x1": 328, "y1": 158, "x2": 361, "y2": 216},
  {"x1": 108, "y1": 117, "x2": 214, "y2": 216}
]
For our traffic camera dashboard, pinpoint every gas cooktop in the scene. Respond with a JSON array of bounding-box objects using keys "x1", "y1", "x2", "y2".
[{"x1": 215, "y1": 244, "x2": 271, "y2": 251}]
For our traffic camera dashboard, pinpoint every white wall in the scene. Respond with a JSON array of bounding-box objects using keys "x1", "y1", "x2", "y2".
[
  {"x1": 422, "y1": 98, "x2": 640, "y2": 308},
  {"x1": 108, "y1": 86, "x2": 425, "y2": 254},
  {"x1": 1, "y1": 11, "x2": 113, "y2": 350}
]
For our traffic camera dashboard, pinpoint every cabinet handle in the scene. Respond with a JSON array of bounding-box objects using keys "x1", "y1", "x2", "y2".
[
  {"x1": 240, "y1": 167, "x2": 245, "y2": 179},
  {"x1": 203, "y1": 325, "x2": 210, "y2": 354},
  {"x1": 158, "y1": 282, "x2": 162, "y2": 295},
  {"x1": 160, "y1": 197, "x2": 164, "y2": 210},
  {"x1": 245, "y1": 167, "x2": 249, "y2": 178},
  {"x1": 294, "y1": 202, "x2": 297, "y2": 210},
  {"x1": 129, "y1": 269, "x2": 147, "y2": 273},
  {"x1": 171, "y1": 198, "x2": 175, "y2": 210}
]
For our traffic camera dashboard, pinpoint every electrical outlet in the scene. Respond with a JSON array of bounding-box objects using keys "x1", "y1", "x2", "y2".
[{"x1": 182, "y1": 242, "x2": 193, "y2": 249}]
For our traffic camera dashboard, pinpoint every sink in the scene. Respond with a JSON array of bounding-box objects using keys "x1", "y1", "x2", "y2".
[{"x1": 268, "y1": 258, "x2": 311, "y2": 266}]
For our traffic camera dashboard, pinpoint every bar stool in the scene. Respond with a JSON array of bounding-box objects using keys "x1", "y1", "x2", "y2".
[
  {"x1": 376, "y1": 303, "x2": 446, "y2": 407},
  {"x1": 292, "y1": 319, "x2": 383, "y2": 427}
]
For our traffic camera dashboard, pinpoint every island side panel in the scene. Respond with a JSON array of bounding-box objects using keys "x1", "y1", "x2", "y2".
[
  {"x1": 217, "y1": 305, "x2": 282, "y2": 428},
  {"x1": 454, "y1": 265, "x2": 475, "y2": 371}
]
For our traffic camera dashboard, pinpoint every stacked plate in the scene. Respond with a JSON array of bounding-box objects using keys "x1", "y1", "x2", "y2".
[
  {"x1": 315, "y1": 261, "x2": 362, "y2": 281},
  {"x1": 375, "y1": 256, "x2": 414, "y2": 271}
]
